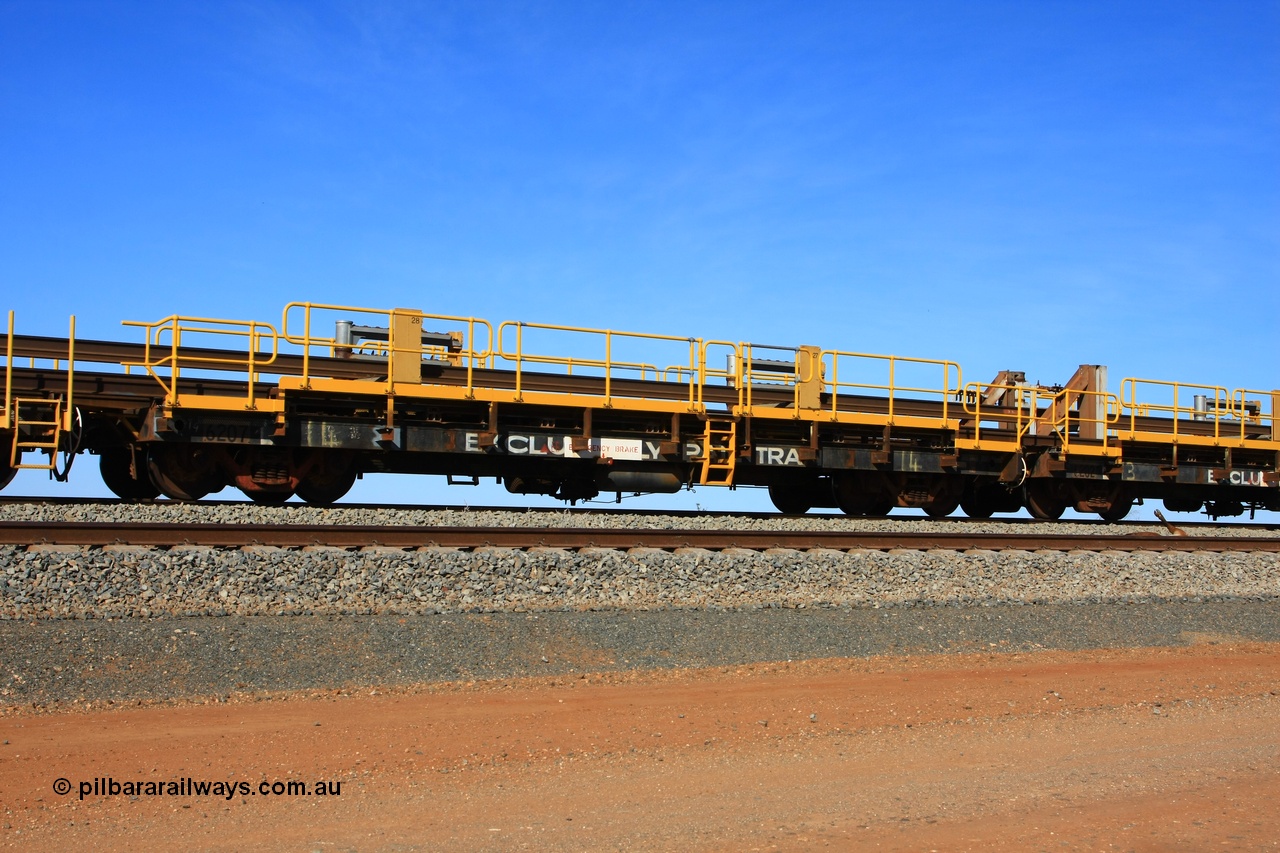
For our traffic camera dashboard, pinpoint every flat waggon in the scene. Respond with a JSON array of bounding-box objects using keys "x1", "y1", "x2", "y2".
[{"x1": 3, "y1": 303, "x2": 1277, "y2": 520}]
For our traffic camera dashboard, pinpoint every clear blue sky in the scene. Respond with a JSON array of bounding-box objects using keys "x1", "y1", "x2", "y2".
[{"x1": 2, "y1": 1, "x2": 1277, "y2": 513}]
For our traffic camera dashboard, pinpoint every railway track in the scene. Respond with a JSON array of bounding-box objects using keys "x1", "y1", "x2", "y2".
[
  {"x1": 3, "y1": 520, "x2": 1279, "y2": 551},
  {"x1": 1, "y1": 495, "x2": 1277, "y2": 532}
]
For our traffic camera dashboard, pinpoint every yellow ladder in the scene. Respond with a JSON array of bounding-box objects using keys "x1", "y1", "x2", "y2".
[
  {"x1": 699, "y1": 417, "x2": 738, "y2": 486},
  {"x1": 10, "y1": 397, "x2": 63, "y2": 470}
]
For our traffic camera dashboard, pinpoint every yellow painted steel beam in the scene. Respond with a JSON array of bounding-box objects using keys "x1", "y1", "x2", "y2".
[
  {"x1": 953, "y1": 438, "x2": 1022, "y2": 453},
  {"x1": 1055, "y1": 445, "x2": 1118, "y2": 458},
  {"x1": 162, "y1": 395, "x2": 285, "y2": 414},
  {"x1": 1117, "y1": 431, "x2": 1279, "y2": 451},
  {"x1": 278, "y1": 376, "x2": 704, "y2": 415}
]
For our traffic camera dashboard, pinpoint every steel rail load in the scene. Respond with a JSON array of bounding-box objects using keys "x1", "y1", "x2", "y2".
[{"x1": 3, "y1": 304, "x2": 1277, "y2": 520}]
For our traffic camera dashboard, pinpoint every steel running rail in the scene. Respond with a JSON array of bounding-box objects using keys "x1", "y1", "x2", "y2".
[{"x1": 2, "y1": 521, "x2": 1278, "y2": 551}]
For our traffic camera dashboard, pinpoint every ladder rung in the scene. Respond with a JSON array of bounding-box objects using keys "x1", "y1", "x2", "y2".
[
  {"x1": 10, "y1": 397, "x2": 64, "y2": 470},
  {"x1": 699, "y1": 417, "x2": 738, "y2": 486}
]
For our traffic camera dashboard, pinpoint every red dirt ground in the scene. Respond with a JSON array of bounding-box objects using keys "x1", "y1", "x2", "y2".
[{"x1": 2, "y1": 641, "x2": 1278, "y2": 851}]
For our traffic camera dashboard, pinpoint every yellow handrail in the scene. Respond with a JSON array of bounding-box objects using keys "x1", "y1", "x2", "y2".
[
  {"x1": 1120, "y1": 377, "x2": 1232, "y2": 441},
  {"x1": 699, "y1": 340, "x2": 741, "y2": 413},
  {"x1": 281, "y1": 302, "x2": 493, "y2": 397},
  {"x1": 105, "y1": 301, "x2": 1271, "y2": 461},
  {"x1": 737, "y1": 343, "x2": 802, "y2": 414},
  {"x1": 496, "y1": 319, "x2": 698, "y2": 408},
  {"x1": 822, "y1": 350, "x2": 962, "y2": 423},
  {"x1": 123, "y1": 315, "x2": 280, "y2": 409},
  {"x1": 1230, "y1": 388, "x2": 1279, "y2": 445},
  {"x1": 1050, "y1": 387, "x2": 1120, "y2": 451},
  {"x1": 961, "y1": 382, "x2": 1041, "y2": 444}
]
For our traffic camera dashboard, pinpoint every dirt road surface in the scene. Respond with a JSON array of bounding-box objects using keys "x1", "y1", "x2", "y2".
[{"x1": 2, "y1": 640, "x2": 1278, "y2": 851}]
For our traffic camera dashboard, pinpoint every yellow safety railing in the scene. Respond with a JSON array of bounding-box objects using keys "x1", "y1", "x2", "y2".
[
  {"x1": 697, "y1": 341, "x2": 742, "y2": 412},
  {"x1": 822, "y1": 350, "x2": 962, "y2": 423},
  {"x1": 666, "y1": 343, "x2": 758, "y2": 390},
  {"x1": 661, "y1": 364, "x2": 695, "y2": 383},
  {"x1": 496, "y1": 320, "x2": 700, "y2": 408},
  {"x1": 720, "y1": 344, "x2": 824, "y2": 416},
  {"x1": 122, "y1": 315, "x2": 279, "y2": 409},
  {"x1": 1047, "y1": 387, "x2": 1121, "y2": 453},
  {"x1": 961, "y1": 378, "x2": 1276, "y2": 454},
  {"x1": 282, "y1": 302, "x2": 493, "y2": 397},
  {"x1": 960, "y1": 383, "x2": 1119, "y2": 450},
  {"x1": 738, "y1": 343, "x2": 798, "y2": 414},
  {"x1": 1119, "y1": 378, "x2": 1237, "y2": 443},
  {"x1": 960, "y1": 382, "x2": 1041, "y2": 446},
  {"x1": 109, "y1": 300, "x2": 1272, "y2": 459},
  {"x1": 1228, "y1": 389, "x2": 1279, "y2": 446}
]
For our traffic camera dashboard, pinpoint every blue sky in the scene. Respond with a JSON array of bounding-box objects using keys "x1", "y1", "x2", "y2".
[{"x1": 2, "y1": 1, "x2": 1278, "y2": 513}]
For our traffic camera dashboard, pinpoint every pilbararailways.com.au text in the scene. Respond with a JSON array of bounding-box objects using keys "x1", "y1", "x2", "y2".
[{"x1": 55, "y1": 777, "x2": 343, "y2": 801}]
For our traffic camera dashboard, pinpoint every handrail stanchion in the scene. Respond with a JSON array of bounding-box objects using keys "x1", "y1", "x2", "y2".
[
  {"x1": 1126, "y1": 379, "x2": 1136, "y2": 438},
  {"x1": 829, "y1": 353, "x2": 839, "y2": 419},
  {"x1": 466, "y1": 318, "x2": 475, "y2": 397},
  {"x1": 1174, "y1": 382, "x2": 1181, "y2": 440},
  {"x1": 515, "y1": 323, "x2": 523, "y2": 402},
  {"x1": 972, "y1": 384, "x2": 981, "y2": 444},
  {"x1": 696, "y1": 342, "x2": 706, "y2": 410},
  {"x1": 169, "y1": 319, "x2": 180, "y2": 408},
  {"x1": 737, "y1": 345, "x2": 745, "y2": 414},
  {"x1": 887, "y1": 357, "x2": 896, "y2": 422},
  {"x1": 301, "y1": 303, "x2": 311, "y2": 387},
  {"x1": 604, "y1": 330, "x2": 612, "y2": 406},
  {"x1": 247, "y1": 323, "x2": 257, "y2": 409},
  {"x1": 944, "y1": 363, "x2": 953, "y2": 422},
  {"x1": 1022, "y1": 387, "x2": 1031, "y2": 440},
  {"x1": 66, "y1": 316, "x2": 75, "y2": 430},
  {"x1": 688, "y1": 339, "x2": 697, "y2": 409}
]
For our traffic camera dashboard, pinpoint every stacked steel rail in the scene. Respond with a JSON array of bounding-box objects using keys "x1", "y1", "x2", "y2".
[{"x1": 3, "y1": 303, "x2": 1277, "y2": 520}]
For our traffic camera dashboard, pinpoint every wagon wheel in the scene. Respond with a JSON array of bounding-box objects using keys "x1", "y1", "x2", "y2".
[
  {"x1": 923, "y1": 493, "x2": 961, "y2": 519},
  {"x1": 295, "y1": 452, "x2": 358, "y2": 506},
  {"x1": 1097, "y1": 495, "x2": 1132, "y2": 522},
  {"x1": 1024, "y1": 483, "x2": 1065, "y2": 521},
  {"x1": 832, "y1": 474, "x2": 890, "y2": 517},
  {"x1": 147, "y1": 445, "x2": 224, "y2": 502},
  {"x1": 768, "y1": 481, "x2": 811, "y2": 515},
  {"x1": 245, "y1": 489, "x2": 293, "y2": 506},
  {"x1": 99, "y1": 447, "x2": 161, "y2": 500}
]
